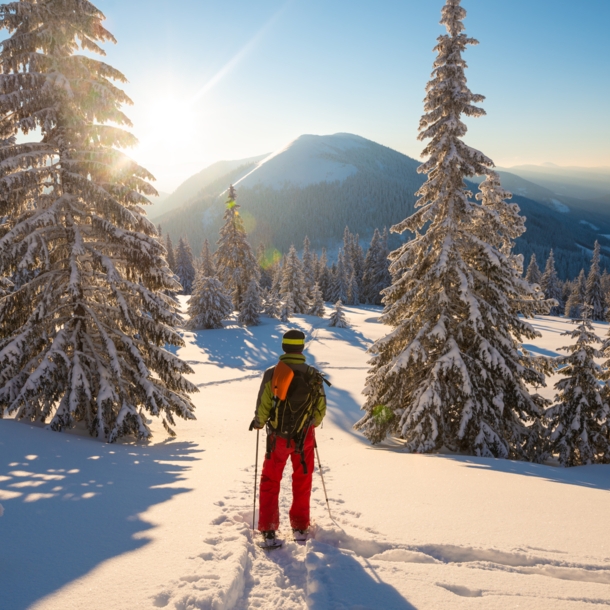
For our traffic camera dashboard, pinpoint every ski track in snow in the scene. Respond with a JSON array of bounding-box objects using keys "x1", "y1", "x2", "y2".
[{"x1": 151, "y1": 457, "x2": 610, "y2": 610}]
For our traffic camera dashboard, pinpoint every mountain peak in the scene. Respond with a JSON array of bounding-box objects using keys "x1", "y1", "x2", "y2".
[{"x1": 234, "y1": 133, "x2": 380, "y2": 190}]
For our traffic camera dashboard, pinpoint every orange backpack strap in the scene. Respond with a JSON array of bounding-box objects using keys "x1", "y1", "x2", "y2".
[{"x1": 271, "y1": 361, "x2": 294, "y2": 400}]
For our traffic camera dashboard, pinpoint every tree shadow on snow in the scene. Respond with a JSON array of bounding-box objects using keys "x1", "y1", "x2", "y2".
[
  {"x1": 0, "y1": 421, "x2": 202, "y2": 610},
  {"x1": 185, "y1": 316, "x2": 318, "y2": 371},
  {"x1": 446, "y1": 454, "x2": 610, "y2": 492},
  {"x1": 304, "y1": 539, "x2": 417, "y2": 610}
]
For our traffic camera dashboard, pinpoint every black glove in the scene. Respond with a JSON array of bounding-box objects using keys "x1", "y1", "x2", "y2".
[{"x1": 249, "y1": 418, "x2": 263, "y2": 431}]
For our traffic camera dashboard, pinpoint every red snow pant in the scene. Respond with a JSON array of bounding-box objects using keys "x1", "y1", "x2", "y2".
[{"x1": 258, "y1": 426, "x2": 315, "y2": 532}]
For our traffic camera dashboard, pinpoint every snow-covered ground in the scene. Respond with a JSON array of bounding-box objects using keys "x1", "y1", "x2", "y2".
[{"x1": 2, "y1": 304, "x2": 610, "y2": 609}]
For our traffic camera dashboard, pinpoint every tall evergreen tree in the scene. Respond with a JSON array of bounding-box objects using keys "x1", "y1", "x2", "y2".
[
  {"x1": 175, "y1": 236, "x2": 196, "y2": 295},
  {"x1": 280, "y1": 245, "x2": 308, "y2": 314},
  {"x1": 279, "y1": 293, "x2": 294, "y2": 322},
  {"x1": 362, "y1": 228, "x2": 392, "y2": 305},
  {"x1": 187, "y1": 276, "x2": 232, "y2": 330},
  {"x1": 585, "y1": 241, "x2": 605, "y2": 321},
  {"x1": 565, "y1": 269, "x2": 586, "y2": 319},
  {"x1": 524, "y1": 253, "x2": 542, "y2": 285},
  {"x1": 238, "y1": 279, "x2": 261, "y2": 326},
  {"x1": 166, "y1": 234, "x2": 177, "y2": 273},
  {"x1": 355, "y1": 0, "x2": 547, "y2": 459},
  {"x1": 546, "y1": 310, "x2": 609, "y2": 466},
  {"x1": 261, "y1": 288, "x2": 281, "y2": 319},
  {"x1": 541, "y1": 250, "x2": 563, "y2": 315},
  {"x1": 199, "y1": 239, "x2": 216, "y2": 278},
  {"x1": 302, "y1": 236, "x2": 315, "y2": 299},
  {"x1": 0, "y1": 0, "x2": 196, "y2": 441},
  {"x1": 214, "y1": 186, "x2": 259, "y2": 309},
  {"x1": 317, "y1": 249, "x2": 332, "y2": 301},
  {"x1": 308, "y1": 283, "x2": 326, "y2": 317},
  {"x1": 330, "y1": 249, "x2": 349, "y2": 304}
]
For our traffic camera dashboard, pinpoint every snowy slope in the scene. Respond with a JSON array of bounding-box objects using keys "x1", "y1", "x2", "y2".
[
  {"x1": 2, "y1": 305, "x2": 610, "y2": 609},
  {"x1": 234, "y1": 134, "x2": 366, "y2": 189}
]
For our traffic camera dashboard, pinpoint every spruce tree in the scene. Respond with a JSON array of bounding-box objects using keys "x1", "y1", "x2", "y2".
[
  {"x1": 330, "y1": 250, "x2": 349, "y2": 304},
  {"x1": 362, "y1": 229, "x2": 382, "y2": 304},
  {"x1": 525, "y1": 253, "x2": 542, "y2": 285},
  {"x1": 215, "y1": 185, "x2": 259, "y2": 309},
  {"x1": 302, "y1": 236, "x2": 315, "y2": 299},
  {"x1": 329, "y1": 300, "x2": 348, "y2": 328},
  {"x1": 541, "y1": 250, "x2": 563, "y2": 315},
  {"x1": 175, "y1": 237, "x2": 196, "y2": 295},
  {"x1": 238, "y1": 279, "x2": 261, "y2": 326},
  {"x1": 166, "y1": 234, "x2": 177, "y2": 273},
  {"x1": 279, "y1": 293, "x2": 294, "y2": 322},
  {"x1": 565, "y1": 269, "x2": 586, "y2": 319},
  {"x1": 262, "y1": 288, "x2": 281, "y2": 319},
  {"x1": 0, "y1": 0, "x2": 196, "y2": 441},
  {"x1": 308, "y1": 283, "x2": 326, "y2": 317},
  {"x1": 199, "y1": 239, "x2": 216, "y2": 278},
  {"x1": 354, "y1": 0, "x2": 547, "y2": 459},
  {"x1": 585, "y1": 241, "x2": 605, "y2": 321},
  {"x1": 187, "y1": 276, "x2": 232, "y2": 330},
  {"x1": 546, "y1": 310, "x2": 609, "y2": 466},
  {"x1": 280, "y1": 245, "x2": 308, "y2": 314},
  {"x1": 317, "y1": 249, "x2": 332, "y2": 301}
]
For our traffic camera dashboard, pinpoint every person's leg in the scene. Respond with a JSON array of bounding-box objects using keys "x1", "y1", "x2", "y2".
[
  {"x1": 289, "y1": 427, "x2": 315, "y2": 530},
  {"x1": 258, "y1": 435, "x2": 290, "y2": 532}
]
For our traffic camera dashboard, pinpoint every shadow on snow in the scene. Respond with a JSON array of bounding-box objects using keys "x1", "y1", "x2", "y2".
[{"x1": 0, "y1": 421, "x2": 201, "y2": 609}]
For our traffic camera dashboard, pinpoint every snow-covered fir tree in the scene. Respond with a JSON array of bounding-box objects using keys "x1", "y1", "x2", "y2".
[
  {"x1": 354, "y1": 0, "x2": 548, "y2": 459},
  {"x1": 0, "y1": 1, "x2": 196, "y2": 441},
  {"x1": 280, "y1": 245, "x2": 308, "y2": 314},
  {"x1": 308, "y1": 283, "x2": 326, "y2": 317},
  {"x1": 361, "y1": 228, "x2": 391, "y2": 305},
  {"x1": 301, "y1": 236, "x2": 315, "y2": 299},
  {"x1": 199, "y1": 239, "x2": 216, "y2": 278},
  {"x1": 328, "y1": 300, "x2": 348, "y2": 328},
  {"x1": 279, "y1": 293, "x2": 294, "y2": 322},
  {"x1": 541, "y1": 250, "x2": 563, "y2": 315},
  {"x1": 270, "y1": 256, "x2": 284, "y2": 296},
  {"x1": 565, "y1": 269, "x2": 586, "y2": 319},
  {"x1": 175, "y1": 236, "x2": 196, "y2": 295},
  {"x1": 546, "y1": 309, "x2": 609, "y2": 466},
  {"x1": 317, "y1": 249, "x2": 333, "y2": 301},
  {"x1": 187, "y1": 276, "x2": 232, "y2": 330},
  {"x1": 524, "y1": 253, "x2": 542, "y2": 285},
  {"x1": 261, "y1": 288, "x2": 281, "y2": 319},
  {"x1": 330, "y1": 249, "x2": 349, "y2": 304},
  {"x1": 166, "y1": 234, "x2": 177, "y2": 273},
  {"x1": 585, "y1": 241, "x2": 605, "y2": 321},
  {"x1": 214, "y1": 185, "x2": 259, "y2": 309},
  {"x1": 238, "y1": 279, "x2": 261, "y2": 326}
]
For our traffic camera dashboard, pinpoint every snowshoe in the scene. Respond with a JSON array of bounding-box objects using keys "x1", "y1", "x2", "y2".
[
  {"x1": 292, "y1": 529, "x2": 309, "y2": 543},
  {"x1": 258, "y1": 530, "x2": 283, "y2": 551}
]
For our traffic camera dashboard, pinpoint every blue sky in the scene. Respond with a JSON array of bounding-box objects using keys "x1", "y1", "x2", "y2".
[{"x1": 98, "y1": 0, "x2": 610, "y2": 192}]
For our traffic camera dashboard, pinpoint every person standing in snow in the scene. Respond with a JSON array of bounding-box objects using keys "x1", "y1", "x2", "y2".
[{"x1": 250, "y1": 330, "x2": 327, "y2": 546}]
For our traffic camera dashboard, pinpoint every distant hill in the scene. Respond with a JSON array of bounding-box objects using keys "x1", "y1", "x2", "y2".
[
  {"x1": 500, "y1": 164, "x2": 610, "y2": 201},
  {"x1": 157, "y1": 133, "x2": 610, "y2": 279},
  {"x1": 148, "y1": 154, "x2": 268, "y2": 220}
]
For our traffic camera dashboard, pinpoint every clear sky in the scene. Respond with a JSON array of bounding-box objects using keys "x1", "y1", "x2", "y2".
[{"x1": 97, "y1": 0, "x2": 610, "y2": 193}]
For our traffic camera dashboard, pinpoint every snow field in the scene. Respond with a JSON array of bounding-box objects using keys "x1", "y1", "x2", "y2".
[{"x1": 2, "y1": 305, "x2": 610, "y2": 608}]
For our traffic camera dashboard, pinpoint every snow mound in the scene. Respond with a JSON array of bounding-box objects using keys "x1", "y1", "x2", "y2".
[{"x1": 234, "y1": 133, "x2": 367, "y2": 189}]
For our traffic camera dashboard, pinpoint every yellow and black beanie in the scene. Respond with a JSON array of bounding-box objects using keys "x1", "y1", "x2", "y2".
[{"x1": 282, "y1": 330, "x2": 305, "y2": 353}]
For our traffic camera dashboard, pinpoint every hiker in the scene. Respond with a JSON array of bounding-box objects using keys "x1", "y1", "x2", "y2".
[{"x1": 250, "y1": 329, "x2": 327, "y2": 547}]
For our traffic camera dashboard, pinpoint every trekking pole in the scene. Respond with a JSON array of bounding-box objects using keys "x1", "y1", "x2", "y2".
[
  {"x1": 252, "y1": 429, "x2": 259, "y2": 531},
  {"x1": 315, "y1": 441, "x2": 333, "y2": 522}
]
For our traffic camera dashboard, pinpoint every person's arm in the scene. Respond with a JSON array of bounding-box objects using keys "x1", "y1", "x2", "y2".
[
  {"x1": 252, "y1": 368, "x2": 274, "y2": 428},
  {"x1": 313, "y1": 387, "x2": 326, "y2": 427}
]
